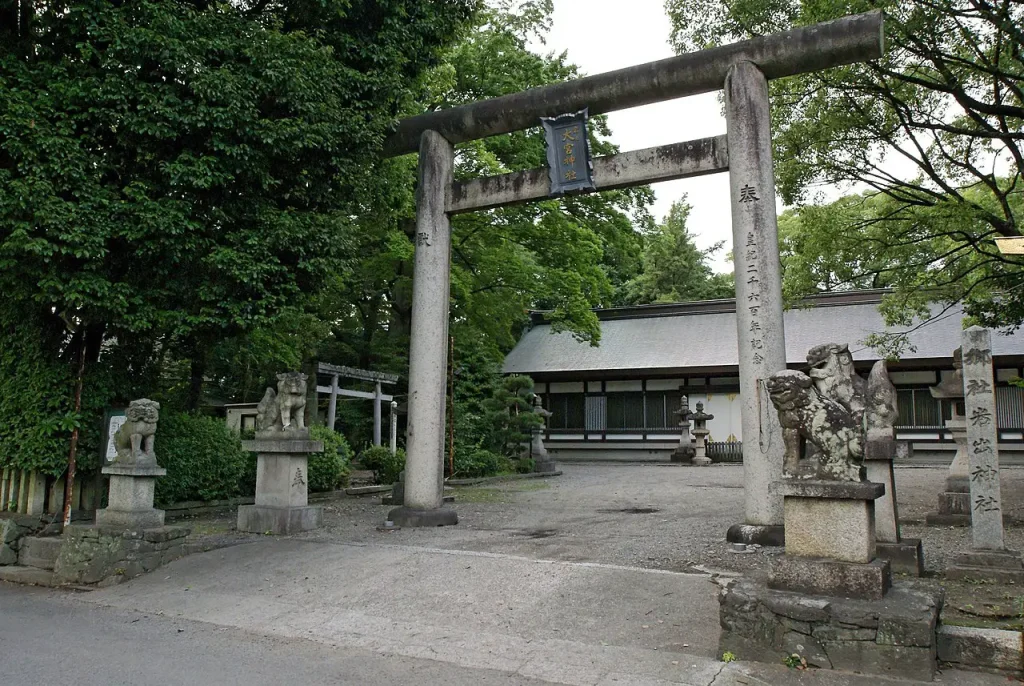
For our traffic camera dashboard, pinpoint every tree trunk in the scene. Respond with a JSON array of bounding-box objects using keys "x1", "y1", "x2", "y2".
[{"x1": 187, "y1": 353, "x2": 206, "y2": 411}]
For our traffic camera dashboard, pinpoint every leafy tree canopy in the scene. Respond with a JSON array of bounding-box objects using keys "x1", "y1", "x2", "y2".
[
  {"x1": 623, "y1": 198, "x2": 734, "y2": 305},
  {"x1": 666, "y1": 0, "x2": 1024, "y2": 330},
  {"x1": 0, "y1": 0, "x2": 475, "y2": 346}
]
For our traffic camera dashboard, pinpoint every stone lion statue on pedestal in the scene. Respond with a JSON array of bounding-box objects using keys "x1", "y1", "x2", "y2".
[
  {"x1": 113, "y1": 399, "x2": 161, "y2": 467},
  {"x1": 256, "y1": 372, "x2": 308, "y2": 433},
  {"x1": 766, "y1": 343, "x2": 897, "y2": 482}
]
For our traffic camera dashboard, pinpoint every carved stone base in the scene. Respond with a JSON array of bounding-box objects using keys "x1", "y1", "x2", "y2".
[
  {"x1": 877, "y1": 539, "x2": 924, "y2": 577},
  {"x1": 236, "y1": 505, "x2": 322, "y2": 535},
  {"x1": 926, "y1": 489, "x2": 971, "y2": 527},
  {"x1": 946, "y1": 549, "x2": 1024, "y2": 584},
  {"x1": 670, "y1": 447, "x2": 694, "y2": 464},
  {"x1": 769, "y1": 556, "x2": 892, "y2": 601},
  {"x1": 534, "y1": 458, "x2": 559, "y2": 473},
  {"x1": 726, "y1": 523, "x2": 785, "y2": 547}
]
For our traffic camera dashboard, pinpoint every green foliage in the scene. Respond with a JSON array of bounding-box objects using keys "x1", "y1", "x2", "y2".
[
  {"x1": 480, "y1": 375, "x2": 542, "y2": 459},
  {"x1": 453, "y1": 448, "x2": 514, "y2": 479},
  {"x1": 623, "y1": 198, "x2": 735, "y2": 305},
  {"x1": 307, "y1": 424, "x2": 352, "y2": 493},
  {"x1": 516, "y1": 458, "x2": 536, "y2": 475},
  {"x1": 721, "y1": 651, "x2": 737, "y2": 663},
  {"x1": 0, "y1": 305, "x2": 153, "y2": 475},
  {"x1": 665, "y1": 0, "x2": 1024, "y2": 329},
  {"x1": 155, "y1": 412, "x2": 249, "y2": 505},
  {"x1": 359, "y1": 446, "x2": 406, "y2": 486}
]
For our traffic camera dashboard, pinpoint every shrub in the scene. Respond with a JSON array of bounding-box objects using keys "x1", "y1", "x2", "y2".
[
  {"x1": 452, "y1": 448, "x2": 513, "y2": 479},
  {"x1": 515, "y1": 458, "x2": 535, "y2": 474},
  {"x1": 307, "y1": 424, "x2": 351, "y2": 492},
  {"x1": 359, "y1": 445, "x2": 405, "y2": 485},
  {"x1": 155, "y1": 412, "x2": 249, "y2": 505}
]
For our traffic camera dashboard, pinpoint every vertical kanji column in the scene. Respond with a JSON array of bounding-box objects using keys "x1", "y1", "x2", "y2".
[{"x1": 725, "y1": 61, "x2": 787, "y2": 545}]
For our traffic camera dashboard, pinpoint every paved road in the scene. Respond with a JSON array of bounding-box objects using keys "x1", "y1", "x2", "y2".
[{"x1": 0, "y1": 583, "x2": 553, "y2": 686}]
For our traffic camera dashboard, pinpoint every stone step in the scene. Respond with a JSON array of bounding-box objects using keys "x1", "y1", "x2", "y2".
[
  {"x1": 0, "y1": 564, "x2": 57, "y2": 587},
  {"x1": 18, "y1": 536, "x2": 63, "y2": 570}
]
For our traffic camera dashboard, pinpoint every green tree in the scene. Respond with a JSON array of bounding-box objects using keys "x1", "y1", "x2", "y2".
[
  {"x1": 0, "y1": 0, "x2": 476, "y2": 408},
  {"x1": 623, "y1": 199, "x2": 734, "y2": 304},
  {"x1": 666, "y1": 0, "x2": 1024, "y2": 329}
]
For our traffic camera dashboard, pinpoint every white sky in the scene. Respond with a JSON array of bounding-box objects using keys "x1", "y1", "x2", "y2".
[{"x1": 530, "y1": 0, "x2": 734, "y2": 271}]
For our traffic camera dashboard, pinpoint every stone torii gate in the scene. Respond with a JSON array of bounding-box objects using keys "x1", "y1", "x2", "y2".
[
  {"x1": 384, "y1": 12, "x2": 885, "y2": 529},
  {"x1": 318, "y1": 363, "x2": 398, "y2": 447}
]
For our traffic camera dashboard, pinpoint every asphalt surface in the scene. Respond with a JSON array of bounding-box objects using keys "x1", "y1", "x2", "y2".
[
  {"x1": 0, "y1": 584, "x2": 554, "y2": 686},
  {"x1": 5, "y1": 464, "x2": 1021, "y2": 685}
]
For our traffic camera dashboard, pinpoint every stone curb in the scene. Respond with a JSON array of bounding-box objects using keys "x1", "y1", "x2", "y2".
[
  {"x1": 937, "y1": 624, "x2": 1024, "y2": 676},
  {"x1": 343, "y1": 485, "x2": 392, "y2": 496},
  {"x1": 163, "y1": 487, "x2": 373, "y2": 519},
  {"x1": 446, "y1": 471, "x2": 563, "y2": 487}
]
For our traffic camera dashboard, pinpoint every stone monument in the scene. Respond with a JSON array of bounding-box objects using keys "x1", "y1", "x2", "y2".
[
  {"x1": 690, "y1": 401, "x2": 713, "y2": 467},
  {"x1": 925, "y1": 348, "x2": 971, "y2": 526},
  {"x1": 237, "y1": 372, "x2": 324, "y2": 535},
  {"x1": 96, "y1": 399, "x2": 167, "y2": 529},
  {"x1": 671, "y1": 393, "x2": 696, "y2": 463},
  {"x1": 719, "y1": 343, "x2": 942, "y2": 680},
  {"x1": 946, "y1": 327, "x2": 1024, "y2": 583},
  {"x1": 863, "y1": 359, "x2": 924, "y2": 575},
  {"x1": 530, "y1": 395, "x2": 558, "y2": 473}
]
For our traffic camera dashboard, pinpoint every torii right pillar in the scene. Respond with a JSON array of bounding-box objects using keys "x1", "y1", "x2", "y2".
[{"x1": 724, "y1": 62, "x2": 787, "y2": 547}]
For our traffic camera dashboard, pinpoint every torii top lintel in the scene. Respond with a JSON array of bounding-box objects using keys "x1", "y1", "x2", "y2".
[{"x1": 382, "y1": 11, "x2": 883, "y2": 158}]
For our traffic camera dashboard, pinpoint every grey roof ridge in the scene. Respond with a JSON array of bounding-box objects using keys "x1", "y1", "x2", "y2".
[{"x1": 529, "y1": 288, "x2": 891, "y2": 323}]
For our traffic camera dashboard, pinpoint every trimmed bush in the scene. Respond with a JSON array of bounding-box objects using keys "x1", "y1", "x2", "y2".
[
  {"x1": 515, "y1": 458, "x2": 535, "y2": 474},
  {"x1": 359, "y1": 445, "x2": 405, "y2": 485},
  {"x1": 453, "y1": 448, "x2": 512, "y2": 479},
  {"x1": 308, "y1": 424, "x2": 351, "y2": 492},
  {"x1": 155, "y1": 412, "x2": 249, "y2": 505}
]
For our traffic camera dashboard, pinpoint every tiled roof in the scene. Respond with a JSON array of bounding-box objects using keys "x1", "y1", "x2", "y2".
[{"x1": 503, "y1": 291, "x2": 1024, "y2": 375}]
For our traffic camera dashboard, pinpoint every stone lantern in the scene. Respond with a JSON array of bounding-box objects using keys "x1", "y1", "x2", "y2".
[{"x1": 690, "y1": 401, "x2": 713, "y2": 467}]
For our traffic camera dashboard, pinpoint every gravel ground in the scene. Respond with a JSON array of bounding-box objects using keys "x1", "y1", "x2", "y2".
[{"x1": 179, "y1": 462, "x2": 1024, "y2": 578}]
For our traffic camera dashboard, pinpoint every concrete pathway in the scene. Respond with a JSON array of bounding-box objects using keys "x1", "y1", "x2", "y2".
[{"x1": 77, "y1": 537, "x2": 1007, "y2": 685}]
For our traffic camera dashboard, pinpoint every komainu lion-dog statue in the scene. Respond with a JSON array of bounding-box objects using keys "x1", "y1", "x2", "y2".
[
  {"x1": 113, "y1": 399, "x2": 161, "y2": 467},
  {"x1": 766, "y1": 343, "x2": 897, "y2": 482},
  {"x1": 256, "y1": 372, "x2": 308, "y2": 433}
]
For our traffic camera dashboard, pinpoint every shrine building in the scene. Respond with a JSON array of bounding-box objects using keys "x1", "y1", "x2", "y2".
[{"x1": 503, "y1": 290, "x2": 1024, "y2": 462}]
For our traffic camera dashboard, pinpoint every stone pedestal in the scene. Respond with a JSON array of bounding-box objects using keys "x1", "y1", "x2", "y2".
[
  {"x1": 237, "y1": 434, "x2": 324, "y2": 535},
  {"x1": 866, "y1": 440, "x2": 923, "y2": 576},
  {"x1": 769, "y1": 480, "x2": 892, "y2": 601},
  {"x1": 96, "y1": 465, "x2": 167, "y2": 530},
  {"x1": 720, "y1": 577, "x2": 942, "y2": 681},
  {"x1": 692, "y1": 428, "x2": 712, "y2": 467},
  {"x1": 926, "y1": 416, "x2": 971, "y2": 526},
  {"x1": 720, "y1": 479, "x2": 941, "y2": 680},
  {"x1": 530, "y1": 429, "x2": 558, "y2": 474},
  {"x1": 946, "y1": 549, "x2": 1024, "y2": 584}
]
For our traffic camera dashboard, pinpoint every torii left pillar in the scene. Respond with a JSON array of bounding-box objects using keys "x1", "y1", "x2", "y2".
[{"x1": 388, "y1": 130, "x2": 458, "y2": 527}]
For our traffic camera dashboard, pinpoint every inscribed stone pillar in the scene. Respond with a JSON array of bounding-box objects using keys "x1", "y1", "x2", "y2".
[
  {"x1": 326, "y1": 374, "x2": 339, "y2": 431},
  {"x1": 390, "y1": 401, "x2": 399, "y2": 454},
  {"x1": 388, "y1": 130, "x2": 458, "y2": 527},
  {"x1": 373, "y1": 382, "x2": 383, "y2": 447},
  {"x1": 724, "y1": 61, "x2": 787, "y2": 542},
  {"x1": 962, "y1": 326, "x2": 1003, "y2": 550}
]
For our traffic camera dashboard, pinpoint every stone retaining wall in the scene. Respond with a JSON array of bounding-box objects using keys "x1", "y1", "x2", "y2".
[
  {"x1": 720, "y1": 577, "x2": 942, "y2": 680},
  {"x1": 55, "y1": 524, "x2": 189, "y2": 586},
  {"x1": 0, "y1": 514, "x2": 50, "y2": 565},
  {"x1": 937, "y1": 624, "x2": 1024, "y2": 676}
]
